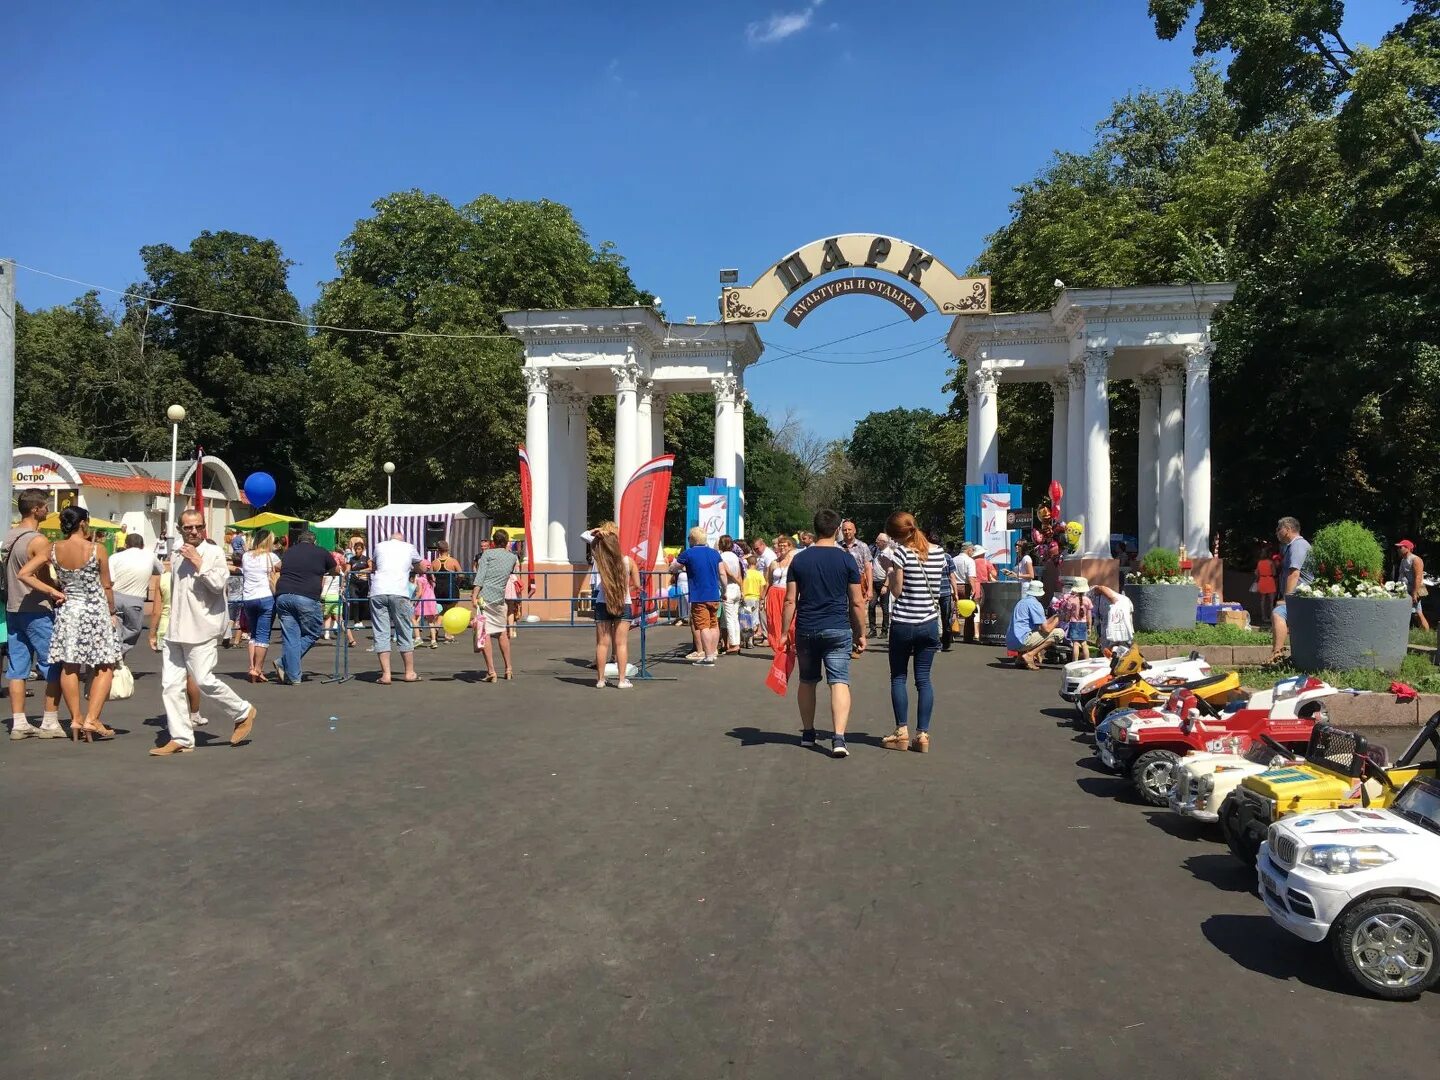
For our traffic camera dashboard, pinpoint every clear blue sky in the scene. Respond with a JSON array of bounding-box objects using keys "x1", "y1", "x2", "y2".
[{"x1": 4, "y1": 0, "x2": 1408, "y2": 441}]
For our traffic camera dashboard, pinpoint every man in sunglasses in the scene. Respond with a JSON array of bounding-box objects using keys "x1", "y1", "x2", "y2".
[{"x1": 151, "y1": 509, "x2": 257, "y2": 756}]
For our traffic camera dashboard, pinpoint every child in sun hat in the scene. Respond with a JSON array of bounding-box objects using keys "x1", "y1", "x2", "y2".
[{"x1": 1062, "y1": 577, "x2": 1093, "y2": 661}]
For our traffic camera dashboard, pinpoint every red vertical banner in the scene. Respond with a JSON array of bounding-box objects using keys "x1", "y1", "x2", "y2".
[
  {"x1": 194, "y1": 446, "x2": 207, "y2": 524},
  {"x1": 619, "y1": 455, "x2": 674, "y2": 620},
  {"x1": 518, "y1": 445, "x2": 535, "y2": 587}
]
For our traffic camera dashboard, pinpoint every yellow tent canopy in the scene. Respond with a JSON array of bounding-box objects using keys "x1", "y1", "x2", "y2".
[
  {"x1": 232, "y1": 512, "x2": 306, "y2": 530},
  {"x1": 40, "y1": 512, "x2": 123, "y2": 532}
]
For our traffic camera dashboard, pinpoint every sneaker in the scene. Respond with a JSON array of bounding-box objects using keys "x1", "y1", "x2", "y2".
[
  {"x1": 9, "y1": 721, "x2": 39, "y2": 741},
  {"x1": 690, "y1": 656, "x2": 709, "y2": 666},
  {"x1": 702, "y1": 656, "x2": 718, "y2": 666},
  {"x1": 830, "y1": 738, "x2": 849, "y2": 758},
  {"x1": 36, "y1": 722, "x2": 67, "y2": 739},
  {"x1": 273, "y1": 660, "x2": 288, "y2": 684},
  {"x1": 616, "y1": 679, "x2": 634, "y2": 689},
  {"x1": 800, "y1": 728, "x2": 817, "y2": 747},
  {"x1": 191, "y1": 715, "x2": 210, "y2": 728}
]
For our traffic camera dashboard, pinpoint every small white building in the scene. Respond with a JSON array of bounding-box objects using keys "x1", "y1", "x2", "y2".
[{"x1": 10, "y1": 446, "x2": 246, "y2": 543}]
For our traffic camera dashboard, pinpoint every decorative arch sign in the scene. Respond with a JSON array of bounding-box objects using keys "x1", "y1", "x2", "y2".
[{"x1": 720, "y1": 234, "x2": 990, "y2": 324}]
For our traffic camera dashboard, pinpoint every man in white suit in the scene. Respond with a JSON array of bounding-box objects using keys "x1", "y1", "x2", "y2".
[{"x1": 151, "y1": 509, "x2": 257, "y2": 756}]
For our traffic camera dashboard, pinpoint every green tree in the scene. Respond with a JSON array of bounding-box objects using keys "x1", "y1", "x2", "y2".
[
  {"x1": 133, "y1": 231, "x2": 316, "y2": 505},
  {"x1": 309, "y1": 191, "x2": 653, "y2": 519}
]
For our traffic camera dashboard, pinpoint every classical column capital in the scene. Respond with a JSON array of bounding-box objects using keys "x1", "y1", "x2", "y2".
[
  {"x1": 1066, "y1": 361, "x2": 1086, "y2": 393},
  {"x1": 555, "y1": 386, "x2": 587, "y2": 414},
  {"x1": 969, "y1": 366, "x2": 999, "y2": 396},
  {"x1": 522, "y1": 367, "x2": 552, "y2": 394},
  {"x1": 612, "y1": 362, "x2": 641, "y2": 393},
  {"x1": 1156, "y1": 361, "x2": 1185, "y2": 389},
  {"x1": 1183, "y1": 341, "x2": 1215, "y2": 375},
  {"x1": 1082, "y1": 347, "x2": 1113, "y2": 377},
  {"x1": 711, "y1": 373, "x2": 739, "y2": 402},
  {"x1": 1135, "y1": 372, "x2": 1161, "y2": 400},
  {"x1": 1051, "y1": 375, "x2": 1070, "y2": 401},
  {"x1": 635, "y1": 376, "x2": 654, "y2": 403}
]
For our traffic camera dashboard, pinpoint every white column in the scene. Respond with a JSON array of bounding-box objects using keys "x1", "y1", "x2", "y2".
[
  {"x1": 1050, "y1": 377, "x2": 1069, "y2": 488},
  {"x1": 1183, "y1": 343, "x2": 1214, "y2": 558},
  {"x1": 1136, "y1": 373, "x2": 1160, "y2": 554},
  {"x1": 522, "y1": 367, "x2": 551, "y2": 564},
  {"x1": 613, "y1": 363, "x2": 640, "y2": 518},
  {"x1": 1082, "y1": 348, "x2": 1112, "y2": 558},
  {"x1": 635, "y1": 377, "x2": 654, "y2": 465},
  {"x1": 735, "y1": 387, "x2": 747, "y2": 539},
  {"x1": 712, "y1": 374, "x2": 738, "y2": 485},
  {"x1": 565, "y1": 391, "x2": 588, "y2": 562},
  {"x1": 1065, "y1": 362, "x2": 1086, "y2": 534},
  {"x1": 651, "y1": 392, "x2": 666, "y2": 459},
  {"x1": 973, "y1": 367, "x2": 1000, "y2": 478},
  {"x1": 965, "y1": 382, "x2": 979, "y2": 486},
  {"x1": 547, "y1": 384, "x2": 571, "y2": 563},
  {"x1": 1157, "y1": 361, "x2": 1185, "y2": 552}
]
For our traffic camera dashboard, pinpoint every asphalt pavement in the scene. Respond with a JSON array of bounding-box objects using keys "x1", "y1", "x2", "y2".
[{"x1": 3, "y1": 627, "x2": 1436, "y2": 1079}]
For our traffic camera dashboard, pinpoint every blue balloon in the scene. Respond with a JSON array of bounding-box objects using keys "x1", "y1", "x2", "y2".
[{"x1": 243, "y1": 471, "x2": 276, "y2": 509}]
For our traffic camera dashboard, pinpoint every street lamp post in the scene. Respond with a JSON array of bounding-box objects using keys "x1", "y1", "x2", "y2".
[
  {"x1": 383, "y1": 461, "x2": 395, "y2": 505},
  {"x1": 166, "y1": 404, "x2": 187, "y2": 549}
]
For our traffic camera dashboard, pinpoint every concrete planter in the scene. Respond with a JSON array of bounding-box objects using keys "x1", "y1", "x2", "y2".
[
  {"x1": 1288, "y1": 595, "x2": 1411, "y2": 673},
  {"x1": 1125, "y1": 583, "x2": 1199, "y2": 632}
]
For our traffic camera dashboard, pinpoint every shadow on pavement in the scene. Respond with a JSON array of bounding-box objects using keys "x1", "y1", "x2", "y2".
[
  {"x1": 1184, "y1": 853, "x2": 1258, "y2": 895},
  {"x1": 1144, "y1": 811, "x2": 1213, "y2": 843},
  {"x1": 1076, "y1": 774, "x2": 1131, "y2": 798},
  {"x1": 1200, "y1": 913, "x2": 1352, "y2": 994}
]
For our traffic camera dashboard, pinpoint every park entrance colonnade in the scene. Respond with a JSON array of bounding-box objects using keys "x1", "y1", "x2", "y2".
[
  {"x1": 503, "y1": 308, "x2": 761, "y2": 567},
  {"x1": 947, "y1": 283, "x2": 1235, "y2": 570}
]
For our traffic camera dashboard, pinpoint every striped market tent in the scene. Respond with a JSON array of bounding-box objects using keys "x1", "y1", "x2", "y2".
[{"x1": 365, "y1": 503, "x2": 491, "y2": 566}]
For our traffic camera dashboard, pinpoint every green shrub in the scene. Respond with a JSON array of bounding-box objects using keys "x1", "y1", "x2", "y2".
[
  {"x1": 1306, "y1": 520, "x2": 1384, "y2": 589},
  {"x1": 1138, "y1": 547, "x2": 1181, "y2": 578}
]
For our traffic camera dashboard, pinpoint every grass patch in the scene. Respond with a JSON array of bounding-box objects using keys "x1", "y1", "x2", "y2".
[
  {"x1": 1410, "y1": 626, "x2": 1436, "y2": 646},
  {"x1": 1235, "y1": 653, "x2": 1440, "y2": 694},
  {"x1": 1134, "y1": 625, "x2": 1272, "y2": 646}
]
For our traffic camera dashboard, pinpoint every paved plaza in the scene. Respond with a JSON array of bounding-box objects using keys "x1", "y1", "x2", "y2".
[{"x1": 4, "y1": 627, "x2": 1437, "y2": 1079}]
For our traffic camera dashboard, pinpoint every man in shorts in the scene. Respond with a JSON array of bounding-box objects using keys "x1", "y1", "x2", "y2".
[
  {"x1": 671, "y1": 527, "x2": 723, "y2": 665},
  {"x1": 4, "y1": 490, "x2": 64, "y2": 739},
  {"x1": 1270, "y1": 516, "x2": 1313, "y2": 662},
  {"x1": 782, "y1": 509, "x2": 864, "y2": 757}
]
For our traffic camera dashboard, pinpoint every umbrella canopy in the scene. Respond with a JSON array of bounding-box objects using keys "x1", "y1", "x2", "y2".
[
  {"x1": 232, "y1": 512, "x2": 306, "y2": 531},
  {"x1": 40, "y1": 512, "x2": 123, "y2": 531}
]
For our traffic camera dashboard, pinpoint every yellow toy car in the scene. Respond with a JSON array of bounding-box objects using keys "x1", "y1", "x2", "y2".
[
  {"x1": 1081, "y1": 645, "x2": 1242, "y2": 729},
  {"x1": 1222, "y1": 711, "x2": 1440, "y2": 865}
]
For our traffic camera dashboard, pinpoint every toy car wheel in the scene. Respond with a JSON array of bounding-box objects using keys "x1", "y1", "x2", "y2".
[
  {"x1": 1219, "y1": 794, "x2": 1257, "y2": 866},
  {"x1": 1333, "y1": 898, "x2": 1440, "y2": 1000},
  {"x1": 1131, "y1": 748, "x2": 1181, "y2": 806}
]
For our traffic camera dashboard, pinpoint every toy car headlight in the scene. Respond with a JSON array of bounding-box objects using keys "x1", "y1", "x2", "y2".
[
  {"x1": 1199, "y1": 774, "x2": 1214, "y2": 793},
  {"x1": 1299, "y1": 844, "x2": 1395, "y2": 875}
]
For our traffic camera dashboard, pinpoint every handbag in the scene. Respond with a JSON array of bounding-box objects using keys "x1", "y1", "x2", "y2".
[
  {"x1": 764, "y1": 646, "x2": 796, "y2": 696},
  {"x1": 472, "y1": 604, "x2": 490, "y2": 652},
  {"x1": 109, "y1": 662, "x2": 135, "y2": 700}
]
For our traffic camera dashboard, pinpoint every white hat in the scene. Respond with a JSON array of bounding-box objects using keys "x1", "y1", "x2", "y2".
[
  {"x1": 1070, "y1": 577, "x2": 1090, "y2": 594},
  {"x1": 1025, "y1": 579, "x2": 1046, "y2": 597},
  {"x1": 968, "y1": 544, "x2": 985, "y2": 556}
]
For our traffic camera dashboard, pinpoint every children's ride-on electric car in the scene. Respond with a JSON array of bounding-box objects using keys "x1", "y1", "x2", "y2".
[
  {"x1": 1222, "y1": 711, "x2": 1440, "y2": 866},
  {"x1": 1080, "y1": 649, "x2": 1241, "y2": 730},
  {"x1": 1258, "y1": 774, "x2": 1440, "y2": 1000},
  {"x1": 1095, "y1": 677, "x2": 1332, "y2": 806},
  {"x1": 1165, "y1": 676, "x2": 1337, "y2": 822},
  {"x1": 1062, "y1": 648, "x2": 1211, "y2": 712}
]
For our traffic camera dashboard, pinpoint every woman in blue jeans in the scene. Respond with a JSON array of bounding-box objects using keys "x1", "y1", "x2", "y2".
[
  {"x1": 238, "y1": 532, "x2": 280, "y2": 683},
  {"x1": 880, "y1": 511, "x2": 947, "y2": 753}
]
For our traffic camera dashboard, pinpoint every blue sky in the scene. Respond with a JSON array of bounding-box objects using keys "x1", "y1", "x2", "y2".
[{"x1": 4, "y1": 0, "x2": 1410, "y2": 441}]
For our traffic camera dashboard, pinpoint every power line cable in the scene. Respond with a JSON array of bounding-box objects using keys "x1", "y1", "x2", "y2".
[{"x1": 12, "y1": 262, "x2": 522, "y2": 342}]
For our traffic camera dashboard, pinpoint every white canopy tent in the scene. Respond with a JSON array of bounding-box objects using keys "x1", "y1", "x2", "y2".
[{"x1": 311, "y1": 507, "x2": 370, "y2": 531}]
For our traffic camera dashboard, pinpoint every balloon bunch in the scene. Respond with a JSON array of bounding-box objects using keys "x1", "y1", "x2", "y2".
[{"x1": 1029, "y1": 479, "x2": 1082, "y2": 565}]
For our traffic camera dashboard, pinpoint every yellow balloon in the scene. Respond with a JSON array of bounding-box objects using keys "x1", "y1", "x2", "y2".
[
  {"x1": 441, "y1": 606, "x2": 473, "y2": 636},
  {"x1": 956, "y1": 599, "x2": 977, "y2": 618},
  {"x1": 1065, "y1": 521, "x2": 1083, "y2": 547}
]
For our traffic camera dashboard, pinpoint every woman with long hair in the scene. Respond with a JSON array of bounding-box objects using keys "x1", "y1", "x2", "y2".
[
  {"x1": 19, "y1": 506, "x2": 123, "y2": 741},
  {"x1": 765, "y1": 533, "x2": 797, "y2": 656},
  {"x1": 586, "y1": 522, "x2": 641, "y2": 689},
  {"x1": 239, "y1": 530, "x2": 280, "y2": 682},
  {"x1": 718, "y1": 534, "x2": 743, "y2": 654},
  {"x1": 472, "y1": 528, "x2": 519, "y2": 681},
  {"x1": 879, "y1": 510, "x2": 947, "y2": 754}
]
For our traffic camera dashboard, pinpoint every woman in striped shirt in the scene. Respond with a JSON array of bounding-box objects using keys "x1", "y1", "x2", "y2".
[{"x1": 880, "y1": 511, "x2": 947, "y2": 753}]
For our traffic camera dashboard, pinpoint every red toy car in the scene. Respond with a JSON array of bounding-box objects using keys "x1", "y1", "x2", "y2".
[{"x1": 1097, "y1": 677, "x2": 1336, "y2": 806}]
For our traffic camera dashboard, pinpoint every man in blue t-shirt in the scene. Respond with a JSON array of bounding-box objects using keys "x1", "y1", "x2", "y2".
[
  {"x1": 671, "y1": 527, "x2": 725, "y2": 665},
  {"x1": 1271, "y1": 515, "x2": 1313, "y2": 662},
  {"x1": 1006, "y1": 579, "x2": 1064, "y2": 669},
  {"x1": 782, "y1": 508, "x2": 864, "y2": 757}
]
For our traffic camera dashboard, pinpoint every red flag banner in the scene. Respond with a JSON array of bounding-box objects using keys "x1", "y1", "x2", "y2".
[
  {"x1": 194, "y1": 446, "x2": 206, "y2": 524},
  {"x1": 518, "y1": 445, "x2": 535, "y2": 588},
  {"x1": 618, "y1": 454, "x2": 674, "y2": 574}
]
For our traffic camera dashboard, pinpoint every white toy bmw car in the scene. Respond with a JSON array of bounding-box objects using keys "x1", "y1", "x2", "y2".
[{"x1": 1258, "y1": 774, "x2": 1440, "y2": 999}]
